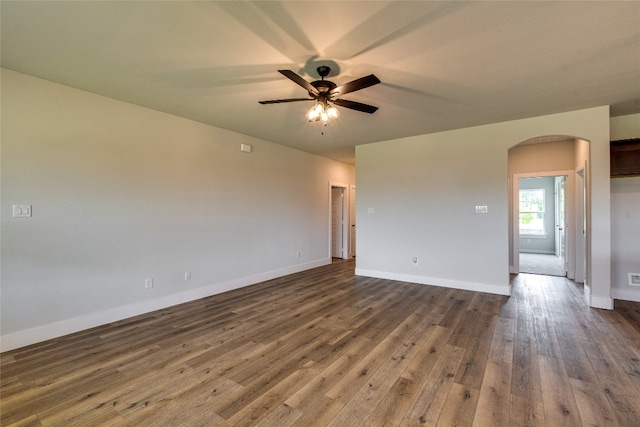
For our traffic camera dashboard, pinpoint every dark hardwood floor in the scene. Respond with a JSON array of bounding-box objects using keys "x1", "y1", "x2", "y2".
[{"x1": 1, "y1": 260, "x2": 639, "y2": 426}]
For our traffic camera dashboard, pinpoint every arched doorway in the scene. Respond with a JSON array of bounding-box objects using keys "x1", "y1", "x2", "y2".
[{"x1": 508, "y1": 136, "x2": 589, "y2": 290}]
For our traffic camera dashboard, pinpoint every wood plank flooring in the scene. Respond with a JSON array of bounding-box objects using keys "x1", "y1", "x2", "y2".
[{"x1": 1, "y1": 260, "x2": 639, "y2": 426}]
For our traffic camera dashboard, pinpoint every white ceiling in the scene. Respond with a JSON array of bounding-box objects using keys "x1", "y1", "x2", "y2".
[{"x1": 2, "y1": 1, "x2": 639, "y2": 164}]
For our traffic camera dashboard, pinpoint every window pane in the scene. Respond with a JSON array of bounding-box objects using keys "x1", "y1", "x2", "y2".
[
  {"x1": 519, "y1": 212, "x2": 544, "y2": 234},
  {"x1": 519, "y1": 188, "x2": 546, "y2": 235},
  {"x1": 519, "y1": 189, "x2": 545, "y2": 212}
]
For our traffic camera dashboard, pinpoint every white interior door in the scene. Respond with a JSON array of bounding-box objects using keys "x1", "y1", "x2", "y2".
[{"x1": 331, "y1": 187, "x2": 344, "y2": 258}]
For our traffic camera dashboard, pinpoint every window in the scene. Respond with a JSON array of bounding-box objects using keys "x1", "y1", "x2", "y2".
[{"x1": 519, "y1": 188, "x2": 545, "y2": 235}]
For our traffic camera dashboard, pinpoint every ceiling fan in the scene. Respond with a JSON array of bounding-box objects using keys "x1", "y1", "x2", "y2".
[{"x1": 259, "y1": 66, "x2": 381, "y2": 121}]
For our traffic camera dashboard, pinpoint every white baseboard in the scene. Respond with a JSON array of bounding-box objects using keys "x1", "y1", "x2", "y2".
[
  {"x1": 0, "y1": 258, "x2": 330, "y2": 352},
  {"x1": 612, "y1": 288, "x2": 640, "y2": 303},
  {"x1": 355, "y1": 268, "x2": 511, "y2": 296},
  {"x1": 589, "y1": 295, "x2": 614, "y2": 310},
  {"x1": 582, "y1": 284, "x2": 613, "y2": 309},
  {"x1": 584, "y1": 283, "x2": 591, "y2": 305}
]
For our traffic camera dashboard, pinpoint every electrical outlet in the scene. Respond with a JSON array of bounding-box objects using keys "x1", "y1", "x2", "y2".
[
  {"x1": 185, "y1": 271, "x2": 191, "y2": 280},
  {"x1": 297, "y1": 251, "x2": 302, "y2": 258},
  {"x1": 145, "y1": 278, "x2": 153, "y2": 289},
  {"x1": 412, "y1": 257, "x2": 418, "y2": 265},
  {"x1": 475, "y1": 205, "x2": 488, "y2": 213}
]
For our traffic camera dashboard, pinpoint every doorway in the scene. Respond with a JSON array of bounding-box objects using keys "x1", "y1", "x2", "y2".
[
  {"x1": 511, "y1": 170, "x2": 575, "y2": 278},
  {"x1": 331, "y1": 187, "x2": 344, "y2": 258},
  {"x1": 330, "y1": 183, "x2": 350, "y2": 260},
  {"x1": 517, "y1": 175, "x2": 567, "y2": 276}
]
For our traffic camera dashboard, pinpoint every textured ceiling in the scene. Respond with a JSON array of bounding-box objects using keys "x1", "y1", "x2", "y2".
[{"x1": 2, "y1": 1, "x2": 639, "y2": 164}]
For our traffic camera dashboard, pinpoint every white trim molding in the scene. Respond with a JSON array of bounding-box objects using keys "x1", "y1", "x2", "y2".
[
  {"x1": 611, "y1": 288, "x2": 640, "y2": 303},
  {"x1": 355, "y1": 268, "x2": 511, "y2": 297},
  {"x1": 1, "y1": 258, "x2": 330, "y2": 352},
  {"x1": 584, "y1": 285, "x2": 614, "y2": 309}
]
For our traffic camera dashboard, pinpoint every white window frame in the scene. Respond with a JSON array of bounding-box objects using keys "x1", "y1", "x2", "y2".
[{"x1": 519, "y1": 188, "x2": 546, "y2": 236}]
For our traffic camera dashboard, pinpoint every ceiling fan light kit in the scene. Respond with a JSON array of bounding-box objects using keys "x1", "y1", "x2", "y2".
[
  {"x1": 307, "y1": 100, "x2": 339, "y2": 123},
  {"x1": 259, "y1": 66, "x2": 380, "y2": 123}
]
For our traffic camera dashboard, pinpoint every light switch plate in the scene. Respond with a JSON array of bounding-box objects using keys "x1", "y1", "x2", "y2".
[
  {"x1": 475, "y1": 205, "x2": 488, "y2": 213},
  {"x1": 13, "y1": 205, "x2": 32, "y2": 217}
]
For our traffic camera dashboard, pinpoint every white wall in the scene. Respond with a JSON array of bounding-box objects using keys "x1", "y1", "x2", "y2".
[
  {"x1": 0, "y1": 69, "x2": 355, "y2": 350},
  {"x1": 610, "y1": 113, "x2": 640, "y2": 303},
  {"x1": 356, "y1": 107, "x2": 611, "y2": 307}
]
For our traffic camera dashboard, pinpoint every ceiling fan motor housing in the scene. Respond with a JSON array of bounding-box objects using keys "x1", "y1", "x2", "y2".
[
  {"x1": 310, "y1": 80, "x2": 337, "y2": 96},
  {"x1": 317, "y1": 65, "x2": 331, "y2": 78},
  {"x1": 311, "y1": 66, "x2": 336, "y2": 96}
]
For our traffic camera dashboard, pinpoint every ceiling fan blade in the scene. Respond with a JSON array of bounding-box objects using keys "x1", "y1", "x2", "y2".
[
  {"x1": 278, "y1": 70, "x2": 319, "y2": 95},
  {"x1": 259, "y1": 98, "x2": 315, "y2": 105},
  {"x1": 333, "y1": 98, "x2": 379, "y2": 114},
  {"x1": 330, "y1": 74, "x2": 381, "y2": 96}
]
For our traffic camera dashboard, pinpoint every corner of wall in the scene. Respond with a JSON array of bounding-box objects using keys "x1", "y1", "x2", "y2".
[{"x1": 584, "y1": 285, "x2": 613, "y2": 310}]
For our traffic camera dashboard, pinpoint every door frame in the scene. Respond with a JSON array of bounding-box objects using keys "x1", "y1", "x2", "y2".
[
  {"x1": 329, "y1": 182, "x2": 350, "y2": 260},
  {"x1": 511, "y1": 170, "x2": 575, "y2": 277},
  {"x1": 554, "y1": 176, "x2": 566, "y2": 267},
  {"x1": 575, "y1": 166, "x2": 587, "y2": 285},
  {"x1": 349, "y1": 185, "x2": 356, "y2": 258}
]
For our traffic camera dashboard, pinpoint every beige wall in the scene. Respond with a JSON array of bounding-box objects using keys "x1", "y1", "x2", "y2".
[
  {"x1": 574, "y1": 138, "x2": 589, "y2": 285},
  {"x1": 611, "y1": 114, "x2": 640, "y2": 141},
  {"x1": 1, "y1": 69, "x2": 355, "y2": 350},
  {"x1": 356, "y1": 107, "x2": 611, "y2": 308},
  {"x1": 508, "y1": 140, "x2": 576, "y2": 175}
]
